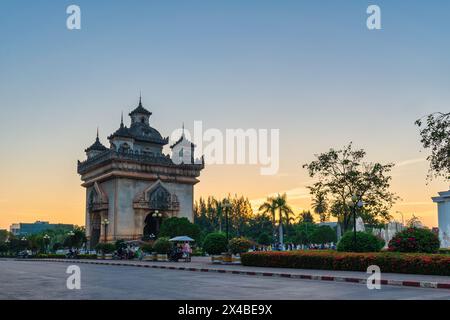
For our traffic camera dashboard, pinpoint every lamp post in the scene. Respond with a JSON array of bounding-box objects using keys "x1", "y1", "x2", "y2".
[
  {"x1": 67, "y1": 231, "x2": 75, "y2": 250},
  {"x1": 21, "y1": 237, "x2": 28, "y2": 253},
  {"x1": 396, "y1": 211, "x2": 404, "y2": 229},
  {"x1": 101, "y1": 219, "x2": 109, "y2": 243},
  {"x1": 43, "y1": 234, "x2": 50, "y2": 254},
  {"x1": 223, "y1": 199, "x2": 232, "y2": 243},
  {"x1": 152, "y1": 210, "x2": 163, "y2": 237}
]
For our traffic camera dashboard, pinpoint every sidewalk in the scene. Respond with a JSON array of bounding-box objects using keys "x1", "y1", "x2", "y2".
[{"x1": 20, "y1": 256, "x2": 450, "y2": 290}]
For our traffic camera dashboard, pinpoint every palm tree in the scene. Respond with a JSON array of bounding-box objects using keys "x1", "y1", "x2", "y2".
[
  {"x1": 298, "y1": 210, "x2": 314, "y2": 224},
  {"x1": 311, "y1": 191, "x2": 328, "y2": 223},
  {"x1": 259, "y1": 197, "x2": 277, "y2": 242},
  {"x1": 273, "y1": 193, "x2": 294, "y2": 246}
]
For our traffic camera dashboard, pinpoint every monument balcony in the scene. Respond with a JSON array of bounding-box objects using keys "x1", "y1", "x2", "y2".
[{"x1": 77, "y1": 150, "x2": 204, "y2": 175}]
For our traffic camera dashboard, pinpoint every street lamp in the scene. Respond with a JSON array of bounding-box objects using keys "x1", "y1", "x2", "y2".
[
  {"x1": 67, "y1": 231, "x2": 75, "y2": 250},
  {"x1": 152, "y1": 210, "x2": 163, "y2": 218},
  {"x1": 43, "y1": 234, "x2": 50, "y2": 253},
  {"x1": 396, "y1": 211, "x2": 404, "y2": 228},
  {"x1": 223, "y1": 199, "x2": 232, "y2": 243},
  {"x1": 20, "y1": 237, "x2": 27, "y2": 252},
  {"x1": 101, "y1": 219, "x2": 109, "y2": 243},
  {"x1": 151, "y1": 210, "x2": 163, "y2": 237}
]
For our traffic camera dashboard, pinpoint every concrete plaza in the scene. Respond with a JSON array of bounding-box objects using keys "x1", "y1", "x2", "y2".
[{"x1": 0, "y1": 259, "x2": 449, "y2": 300}]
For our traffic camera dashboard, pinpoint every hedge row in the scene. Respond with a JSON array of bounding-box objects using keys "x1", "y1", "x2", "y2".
[{"x1": 241, "y1": 250, "x2": 450, "y2": 276}]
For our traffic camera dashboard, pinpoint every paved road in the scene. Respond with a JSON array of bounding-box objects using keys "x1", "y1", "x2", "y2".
[{"x1": 0, "y1": 260, "x2": 449, "y2": 300}]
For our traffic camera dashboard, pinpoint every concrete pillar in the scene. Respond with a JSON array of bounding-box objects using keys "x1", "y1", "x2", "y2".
[{"x1": 432, "y1": 189, "x2": 450, "y2": 248}]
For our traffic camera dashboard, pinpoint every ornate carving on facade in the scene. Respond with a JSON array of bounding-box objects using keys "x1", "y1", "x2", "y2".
[
  {"x1": 133, "y1": 180, "x2": 180, "y2": 212},
  {"x1": 87, "y1": 182, "x2": 109, "y2": 212}
]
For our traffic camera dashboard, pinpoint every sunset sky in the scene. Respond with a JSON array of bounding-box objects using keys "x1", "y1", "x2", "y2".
[{"x1": 0, "y1": 0, "x2": 449, "y2": 230}]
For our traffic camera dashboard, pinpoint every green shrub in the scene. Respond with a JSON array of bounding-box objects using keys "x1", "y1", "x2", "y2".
[
  {"x1": 241, "y1": 251, "x2": 450, "y2": 276},
  {"x1": 34, "y1": 254, "x2": 66, "y2": 259},
  {"x1": 159, "y1": 217, "x2": 201, "y2": 241},
  {"x1": 141, "y1": 243, "x2": 154, "y2": 254},
  {"x1": 153, "y1": 237, "x2": 171, "y2": 254},
  {"x1": 337, "y1": 231, "x2": 385, "y2": 252},
  {"x1": 439, "y1": 248, "x2": 450, "y2": 255},
  {"x1": 203, "y1": 232, "x2": 228, "y2": 255},
  {"x1": 229, "y1": 237, "x2": 253, "y2": 255},
  {"x1": 388, "y1": 227, "x2": 440, "y2": 253}
]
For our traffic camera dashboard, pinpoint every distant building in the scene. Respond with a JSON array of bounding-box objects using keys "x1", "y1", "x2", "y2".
[
  {"x1": 9, "y1": 221, "x2": 74, "y2": 237},
  {"x1": 317, "y1": 222, "x2": 338, "y2": 228}
]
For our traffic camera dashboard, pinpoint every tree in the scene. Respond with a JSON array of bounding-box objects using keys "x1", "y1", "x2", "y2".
[
  {"x1": 159, "y1": 217, "x2": 201, "y2": 241},
  {"x1": 406, "y1": 214, "x2": 423, "y2": 228},
  {"x1": 310, "y1": 225, "x2": 337, "y2": 244},
  {"x1": 415, "y1": 112, "x2": 450, "y2": 180},
  {"x1": 303, "y1": 143, "x2": 398, "y2": 232},
  {"x1": 0, "y1": 230, "x2": 10, "y2": 243},
  {"x1": 273, "y1": 194, "x2": 294, "y2": 245},
  {"x1": 311, "y1": 187, "x2": 329, "y2": 222},
  {"x1": 243, "y1": 214, "x2": 273, "y2": 242},
  {"x1": 258, "y1": 197, "x2": 277, "y2": 239},
  {"x1": 257, "y1": 233, "x2": 273, "y2": 246},
  {"x1": 194, "y1": 195, "x2": 254, "y2": 239},
  {"x1": 63, "y1": 226, "x2": 86, "y2": 249},
  {"x1": 292, "y1": 223, "x2": 317, "y2": 245},
  {"x1": 298, "y1": 210, "x2": 314, "y2": 224}
]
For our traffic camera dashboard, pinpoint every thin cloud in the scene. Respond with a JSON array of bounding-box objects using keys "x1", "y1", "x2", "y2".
[
  {"x1": 250, "y1": 187, "x2": 311, "y2": 212},
  {"x1": 395, "y1": 158, "x2": 426, "y2": 168},
  {"x1": 397, "y1": 201, "x2": 432, "y2": 206}
]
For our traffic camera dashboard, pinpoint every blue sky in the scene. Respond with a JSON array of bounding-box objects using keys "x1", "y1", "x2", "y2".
[{"x1": 0, "y1": 1, "x2": 449, "y2": 228}]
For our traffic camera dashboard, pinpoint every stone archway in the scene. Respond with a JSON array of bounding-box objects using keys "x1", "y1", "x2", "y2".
[
  {"x1": 143, "y1": 212, "x2": 163, "y2": 240},
  {"x1": 133, "y1": 180, "x2": 180, "y2": 240}
]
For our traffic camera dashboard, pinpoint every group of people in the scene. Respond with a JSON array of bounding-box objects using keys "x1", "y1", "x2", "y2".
[
  {"x1": 253, "y1": 242, "x2": 336, "y2": 252},
  {"x1": 169, "y1": 242, "x2": 192, "y2": 262},
  {"x1": 115, "y1": 244, "x2": 144, "y2": 260}
]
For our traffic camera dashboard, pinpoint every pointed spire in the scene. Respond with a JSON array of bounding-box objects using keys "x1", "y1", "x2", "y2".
[
  {"x1": 96, "y1": 127, "x2": 100, "y2": 141},
  {"x1": 138, "y1": 92, "x2": 142, "y2": 107},
  {"x1": 120, "y1": 112, "x2": 124, "y2": 127},
  {"x1": 182, "y1": 122, "x2": 185, "y2": 137}
]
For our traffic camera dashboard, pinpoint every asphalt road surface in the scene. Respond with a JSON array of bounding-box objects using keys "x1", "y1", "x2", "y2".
[{"x1": 0, "y1": 260, "x2": 449, "y2": 300}]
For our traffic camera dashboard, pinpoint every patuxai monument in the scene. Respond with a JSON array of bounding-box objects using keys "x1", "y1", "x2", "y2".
[{"x1": 77, "y1": 97, "x2": 204, "y2": 248}]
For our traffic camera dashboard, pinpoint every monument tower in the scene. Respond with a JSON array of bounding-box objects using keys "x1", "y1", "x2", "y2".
[{"x1": 77, "y1": 97, "x2": 204, "y2": 247}]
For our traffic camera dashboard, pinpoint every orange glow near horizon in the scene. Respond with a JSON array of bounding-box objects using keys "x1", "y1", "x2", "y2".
[{"x1": 0, "y1": 158, "x2": 447, "y2": 230}]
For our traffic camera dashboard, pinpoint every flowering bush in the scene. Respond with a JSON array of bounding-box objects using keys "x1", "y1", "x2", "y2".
[
  {"x1": 388, "y1": 227, "x2": 440, "y2": 253},
  {"x1": 229, "y1": 237, "x2": 254, "y2": 255},
  {"x1": 337, "y1": 231, "x2": 385, "y2": 252},
  {"x1": 241, "y1": 250, "x2": 450, "y2": 276}
]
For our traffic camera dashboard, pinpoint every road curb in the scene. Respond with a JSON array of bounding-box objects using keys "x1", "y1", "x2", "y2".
[{"x1": 17, "y1": 258, "x2": 450, "y2": 290}]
